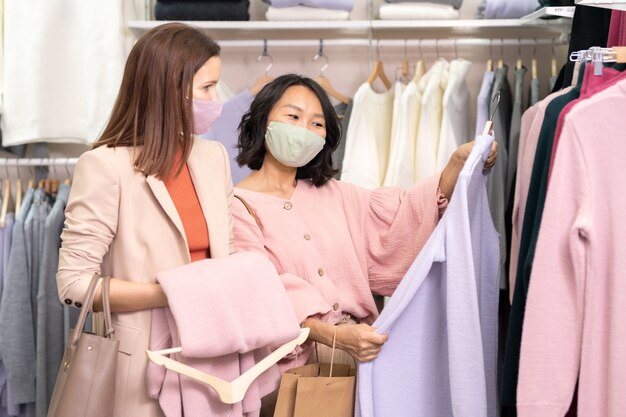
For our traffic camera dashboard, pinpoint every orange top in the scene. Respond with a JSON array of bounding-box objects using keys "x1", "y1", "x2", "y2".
[{"x1": 164, "y1": 164, "x2": 210, "y2": 262}]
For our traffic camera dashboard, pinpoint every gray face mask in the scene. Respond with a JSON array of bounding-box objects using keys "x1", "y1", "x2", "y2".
[{"x1": 264, "y1": 121, "x2": 325, "y2": 168}]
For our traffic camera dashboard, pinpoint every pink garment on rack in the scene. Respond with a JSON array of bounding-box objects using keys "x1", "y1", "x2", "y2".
[
  {"x1": 517, "y1": 75, "x2": 626, "y2": 417},
  {"x1": 606, "y1": 10, "x2": 626, "y2": 48},
  {"x1": 507, "y1": 87, "x2": 572, "y2": 298},
  {"x1": 147, "y1": 252, "x2": 301, "y2": 417},
  {"x1": 548, "y1": 65, "x2": 625, "y2": 178}
]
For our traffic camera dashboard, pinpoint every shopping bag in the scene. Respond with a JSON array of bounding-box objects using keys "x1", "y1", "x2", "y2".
[{"x1": 274, "y1": 329, "x2": 356, "y2": 417}]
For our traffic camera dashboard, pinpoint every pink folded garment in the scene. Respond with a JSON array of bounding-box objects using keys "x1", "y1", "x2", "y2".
[
  {"x1": 147, "y1": 251, "x2": 301, "y2": 417},
  {"x1": 379, "y1": 2, "x2": 460, "y2": 20}
]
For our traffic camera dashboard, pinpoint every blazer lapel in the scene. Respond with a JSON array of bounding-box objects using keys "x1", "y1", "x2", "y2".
[
  {"x1": 187, "y1": 143, "x2": 227, "y2": 258},
  {"x1": 145, "y1": 175, "x2": 188, "y2": 250}
]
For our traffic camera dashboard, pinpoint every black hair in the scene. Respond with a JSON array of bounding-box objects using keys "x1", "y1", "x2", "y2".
[{"x1": 236, "y1": 74, "x2": 341, "y2": 186}]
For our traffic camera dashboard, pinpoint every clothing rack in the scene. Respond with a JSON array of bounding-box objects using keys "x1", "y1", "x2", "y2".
[
  {"x1": 217, "y1": 37, "x2": 568, "y2": 49},
  {"x1": 0, "y1": 158, "x2": 78, "y2": 167}
]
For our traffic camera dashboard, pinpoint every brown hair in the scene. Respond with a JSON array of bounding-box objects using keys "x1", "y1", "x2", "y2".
[{"x1": 94, "y1": 22, "x2": 220, "y2": 179}]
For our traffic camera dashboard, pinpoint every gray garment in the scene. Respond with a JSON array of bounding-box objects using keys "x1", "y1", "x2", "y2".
[
  {"x1": 0, "y1": 215, "x2": 22, "y2": 417},
  {"x1": 332, "y1": 99, "x2": 354, "y2": 179},
  {"x1": 475, "y1": 71, "x2": 495, "y2": 137},
  {"x1": 548, "y1": 75, "x2": 557, "y2": 95},
  {"x1": 529, "y1": 77, "x2": 540, "y2": 106},
  {"x1": 0, "y1": 188, "x2": 35, "y2": 405},
  {"x1": 507, "y1": 67, "x2": 527, "y2": 208},
  {"x1": 488, "y1": 66, "x2": 512, "y2": 290},
  {"x1": 35, "y1": 185, "x2": 70, "y2": 417},
  {"x1": 23, "y1": 190, "x2": 50, "y2": 336},
  {"x1": 385, "y1": 0, "x2": 462, "y2": 9}
]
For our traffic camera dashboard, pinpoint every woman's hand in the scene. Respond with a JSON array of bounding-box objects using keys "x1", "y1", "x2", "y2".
[
  {"x1": 335, "y1": 323, "x2": 388, "y2": 363},
  {"x1": 439, "y1": 141, "x2": 498, "y2": 200},
  {"x1": 302, "y1": 318, "x2": 389, "y2": 363}
]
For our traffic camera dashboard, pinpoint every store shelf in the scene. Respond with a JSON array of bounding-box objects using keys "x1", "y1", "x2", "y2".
[
  {"x1": 128, "y1": 15, "x2": 571, "y2": 41},
  {"x1": 576, "y1": 0, "x2": 626, "y2": 11}
]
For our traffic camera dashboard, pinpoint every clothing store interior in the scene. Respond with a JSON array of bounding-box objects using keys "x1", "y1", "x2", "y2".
[{"x1": 0, "y1": 0, "x2": 624, "y2": 416}]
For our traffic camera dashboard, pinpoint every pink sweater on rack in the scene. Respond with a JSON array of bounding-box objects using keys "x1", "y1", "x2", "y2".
[{"x1": 517, "y1": 75, "x2": 626, "y2": 417}]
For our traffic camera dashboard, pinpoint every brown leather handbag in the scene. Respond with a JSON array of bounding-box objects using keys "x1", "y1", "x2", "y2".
[{"x1": 47, "y1": 274, "x2": 119, "y2": 417}]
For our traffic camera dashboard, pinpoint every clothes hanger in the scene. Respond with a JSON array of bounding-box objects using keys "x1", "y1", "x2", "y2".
[
  {"x1": 531, "y1": 38, "x2": 538, "y2": 80},
  {"x1": 497, "y1": 38, "x2": 505, "y2": 69},
  {"x1": 249, "y1": 40, "x2": 274, "y2": 96},
  {"x1": 413, "y1": 39, "x2": 426, "y2": 84},
  {"x1": 483, "y1": 91, "x2": 501, "y2": 135},
  {"x1": 146, "y1": 327, "x2": 310, "y2": 405},
  {"x1": 256, "y1": 39, "x2": 273, "y2": 78},
  {"x1": 395, "y1": 39, "x2": 415, "y2": 84},
  {"x1": 551, "y1": 38, "x2": 558, "y2": 78},
  {"x1": 0, "y1": 161, "x2": 11, "y2": 227},
  {"x1": 367, "y1": 39, "x2": 392, "y2": 90},
  {"x1": 63, "y1": 158, "x2": 73, "y2": 186},
  {"x1": 486, "y1": 39, "x2": 494, "y2": 72},
  {"x1": 516, "y1": 38, "x2": 523, "y2": 70},
  {"x1": 313, "y1": 40, "x2": 350, "y2": 104}
]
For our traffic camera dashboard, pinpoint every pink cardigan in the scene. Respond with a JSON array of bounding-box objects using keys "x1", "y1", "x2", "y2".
[
  {"x1": 147, "y1": 252, "x2": 301, "y2": 417},
  {"x1": 232, "y1": 176, "x2": 446, "y2": 366}
]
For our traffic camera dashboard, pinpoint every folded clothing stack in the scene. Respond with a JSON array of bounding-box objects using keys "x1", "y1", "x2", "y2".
[
  {"x1": 379, "y1": 2, "x2": 460, "y2": 20},
  {"x1": 477, "y1": 0, "x2": 540, "y2": 19},
  {"x1": 155, "y1": 0, "x2": 250, "y2": 21},
  {"x1": 264, "y1": 0, "x2": 353, "y2": 21}
]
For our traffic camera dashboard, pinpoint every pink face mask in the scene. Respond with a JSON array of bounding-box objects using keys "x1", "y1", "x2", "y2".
[{"x1": 192, "y1": 99, "x2": 223, "y2": 135}]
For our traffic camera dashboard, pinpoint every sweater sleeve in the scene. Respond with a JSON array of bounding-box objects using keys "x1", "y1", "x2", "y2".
[
  {"x1": 231, "y1": 197, "x2": 331, "y2": 323},
  {"x1": 361, "y1": 174, "x2": 447, "y2": 296},
  {"x1": 517, "y1": 122, "x2": 589, "y2": 417}
]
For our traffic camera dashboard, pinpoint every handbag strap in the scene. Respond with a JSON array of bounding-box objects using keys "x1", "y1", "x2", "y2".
[
  {"x1": 234, "y1": 195, "x2": 262, "y2": 229},
  {"x1": 329, "y1": 326, "x2": 337, "y2": 381},
  {"x1": 68, "y1": 274, "x2": 115, "y2": 347},
  {"x1": 101, "y1": 276, "x2": 115, "y2": 338}
]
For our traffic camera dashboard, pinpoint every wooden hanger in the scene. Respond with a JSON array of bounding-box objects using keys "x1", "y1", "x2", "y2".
[
  {"x1": 0, "y1": 179, "x2": 11, "y2": 227},
  {"x1": 146, "y1": 328, "x2": 310, "y2": 405},
  {"x1": 497, "y1": 38, "x2": 505, "y2": 69},
  {"x1": 15, "y1": 179, "x2": 22, "y2": 215},
  {"x1": 367, "y1": 61, "x2": 392, "y2": 90},
  {"x1": 316, "y1": 75, "x2": 350, "y2": 104},
  {"x1": 614, "y1": 46, "x2": 626, "y2": 62},
  {"x1": 483, "y1": 91, "x2": 501, "y2": 135},
  {"x1": 367, "y1": 40, "x2": 392, "y2": 90},
  {"x1": 312, "y1": 40, "x2": 350, "y2": 104},
  {"x1": 249, "y1": 75, "x2": 273, "y2": 96},
  {"x1": 516, "y1": 39, "x2": 523, "y2": 70},
  {"x1": 412, "y1": 60, "x2": 425, "y2": 84}
]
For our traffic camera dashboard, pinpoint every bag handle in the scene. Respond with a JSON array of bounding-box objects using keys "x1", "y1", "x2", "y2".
[
  {"x1": 234, "y1": 195, "x2": 262, "y2": 229},
  {"x1": 328, "y1": 326, "x2": 338, "y2": 382},
  {"x1": 68, "y1": 274, "x2": 114, "y2": 348}
]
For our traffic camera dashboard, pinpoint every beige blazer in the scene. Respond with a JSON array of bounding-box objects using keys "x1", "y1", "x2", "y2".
[{"x1": 57, "y1": 138, "x2": 234, "y2": 417}]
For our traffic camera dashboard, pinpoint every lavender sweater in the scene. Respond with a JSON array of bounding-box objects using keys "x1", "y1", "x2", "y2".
[{"x1": 356, "y1": 134, "x2": 499, "y2": 417}]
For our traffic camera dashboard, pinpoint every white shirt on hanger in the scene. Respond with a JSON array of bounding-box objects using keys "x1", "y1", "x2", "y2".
[
  {"x1": 341, "y1": 83, "x2": 394, "y2": 189},
  {"x1": 2, "y1": 1, "x2": 137, "y2": 145},
  {"x1": 414, "y1": 59, "x2": 448, "y2": 182},
  {"x1": 436, "y1": 59, "x2": 472, "y2": 171},
  {"x1": 383, "y1": 69, "x2": 425, "y2": 190}
]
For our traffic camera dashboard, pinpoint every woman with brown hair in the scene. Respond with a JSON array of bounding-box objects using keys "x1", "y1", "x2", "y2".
[{"x1": 56, "y1": 23, "x2": 234, "y2": 416}]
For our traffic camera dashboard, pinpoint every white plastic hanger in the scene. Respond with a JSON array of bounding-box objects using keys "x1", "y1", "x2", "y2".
[{"x1": 146, "y1": 327, "x2": 310, "y2": 404}]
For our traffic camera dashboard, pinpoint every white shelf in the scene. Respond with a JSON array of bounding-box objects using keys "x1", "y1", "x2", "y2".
[
  {"x1": 520, "y1": 6, "x2": 576, "y2": 21},
  {"x1": 129, "y1": 15, "x2": 571, "y2": 41},
  {"x1": 576, "y1": 0, "x2": 626, "y2": 11}
]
